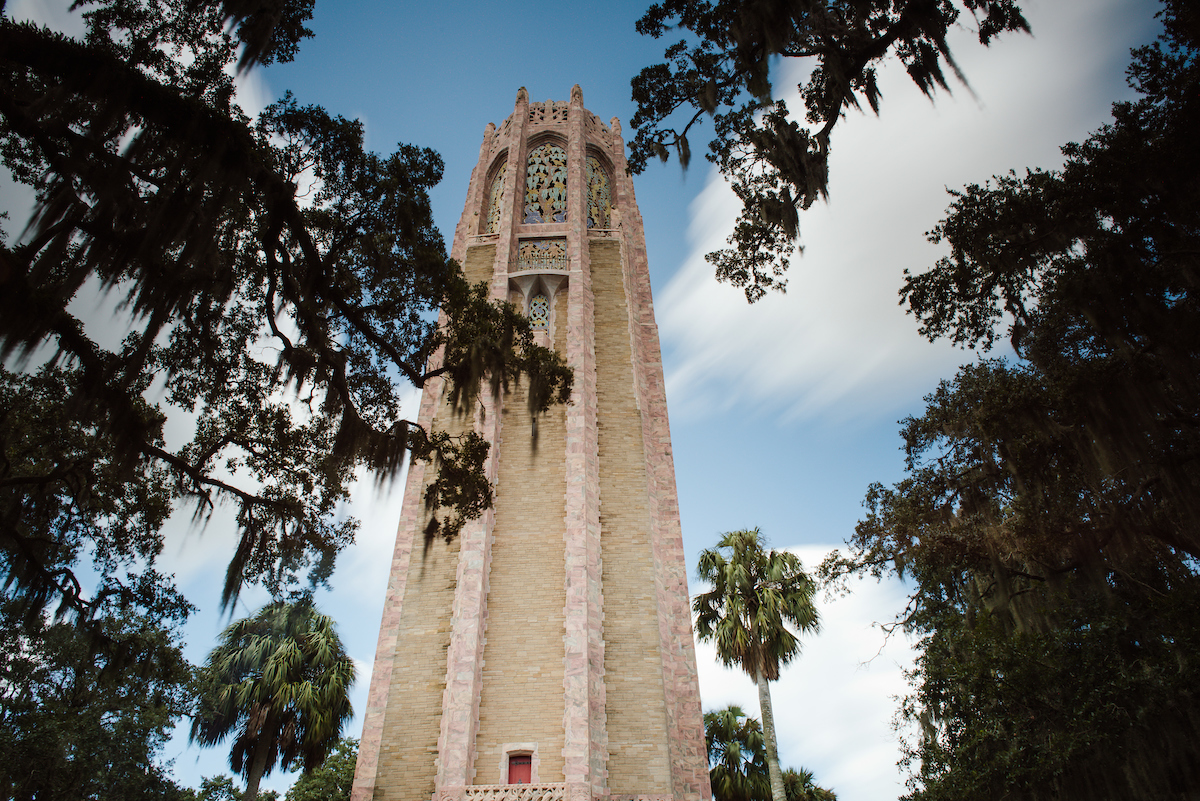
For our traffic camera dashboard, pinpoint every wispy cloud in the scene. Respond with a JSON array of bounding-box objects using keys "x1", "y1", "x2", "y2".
[
  {"x1": 6, "y1": 0, "x2": 86, "y2": 37},
  {"x1": 659, "y1": 0, "x2": 1154, "y2": 425}
]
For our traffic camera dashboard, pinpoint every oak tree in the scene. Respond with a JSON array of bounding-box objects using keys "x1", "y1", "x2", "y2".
[
  {"x1": 0, "y1": 0, "x2": 571, "y2": 623},
  {"x1": 629, "y1": 0, "x2": 1029, "y2": 301},
  {"x1": 823, "y1": 2, "x2": 1200, "y2": 796}
]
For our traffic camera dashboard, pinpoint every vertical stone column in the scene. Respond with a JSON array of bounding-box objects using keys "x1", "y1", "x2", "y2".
[
  {"x1": 609, "y1": 120, "x2": 710, "y2": 801},
  {"x1": 431, "y1": 98, "x2": 529, "y2": 801},
  {"x1": 493, "y1": 87, "x2": 529, "y2": 282},
  {"x1": 450, "y1": 122, "x2": 494, "y2": 264},
  {"x1": 562, "y1": 84, "x2": 607, "y2": 800},
  {"x1": 350, "y1": 376, "x2": 443, "y2": 801}
]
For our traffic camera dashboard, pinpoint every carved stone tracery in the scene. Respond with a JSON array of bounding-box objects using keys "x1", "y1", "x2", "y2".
[
  {"x1": 517, "y1": 239, "x2": 567, "y2": 271},
  {"x1": 585, "y1": 156, "x2": 611, "y2": 229},
  {"x1": 525, "y1": 143, "x2": 568, "y2": 224},
  {"x1": 484, "y1": 162, "x2": 507, "y2": 234},
  {"x1": 462, "y1": 785, "x2": 567, "y2": 801}
]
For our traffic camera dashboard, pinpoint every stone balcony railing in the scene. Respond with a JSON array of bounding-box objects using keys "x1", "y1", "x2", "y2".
[{"x1": 461, "y1": 784, "x2": 567, "y2": 801}]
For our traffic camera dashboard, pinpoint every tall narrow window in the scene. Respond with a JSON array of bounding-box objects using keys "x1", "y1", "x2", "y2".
[
  {"x1": 528, "y1": 293, "x2": 549, "y2": 330},
  {"x1": 484, "y1": 162, "x2": 506, "y2": 234},
  {"x1": 586, "y1": 156, "x2": 611, "y2": 228},
  {"x1": 508, "y1": 754, "x2": 532, "y2": 784},
  {"x1": 524, "y1": 143, "x2": 568, "y2": 223}
]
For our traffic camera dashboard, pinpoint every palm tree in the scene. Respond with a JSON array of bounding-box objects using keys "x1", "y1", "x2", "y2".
[
  {"x1": 704, "y1": 705, "x2": 771, "y2": 801},
  {"x1": 694, "y1": 529, "x2": 819, "y2": 801},
  {"x1": 191, "y1": 601, "x2": 355, "y2": 801},
  {"x1": 781, "y1": 768, "x2": 837, "y2": 801}
]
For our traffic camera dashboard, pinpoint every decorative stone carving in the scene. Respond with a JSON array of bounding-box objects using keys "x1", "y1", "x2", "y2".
[
  {"x1": 484, "y1": 162, "x2": 507, "y2": 234},
  {"x1": 462, "y1": 784, "x2": 567, "y2": 801},
  {"x1": 583, "y1": 113, "x2": 607, "y2": 139},
  {"x1": 528, "y1": 293, "x2": 549, "y2": 329},
  {"x1": 517, "y1": 239, "x2": 568, "y2": 271},
  {"x1": 528, "y1": 102, "x2": 569, "y2": 125},
  {"x1": 524, "y1": 144, "x2": 568, "y2": 223},
  {"x1": 585, "y1": 156, "x2": 611, "y2": 229},
  {"x1": 438, "y1": 787, "x2": 467, "y2": 801}
]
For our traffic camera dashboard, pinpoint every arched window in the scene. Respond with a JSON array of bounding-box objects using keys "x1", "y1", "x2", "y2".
[
  {"x1": 483, "y1": 162, "x2": 506, "y2": 234},
  {"x1": 586, "y1": 156, "x2": 611, "y2": 229},
  {"x1": 528, "y1": 293, "x2": 550, "y2": 330},
  {"x1": 524, "y1": 143, "x2": 568, "y2": 224}
]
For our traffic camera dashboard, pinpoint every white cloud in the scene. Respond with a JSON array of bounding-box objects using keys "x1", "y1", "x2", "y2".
[
  {"x1": 5, "y1": 0, "x2": 85, "y2": 37},
  {"x1": 659, "y1": 0, "x2": 1153, "y2": 425},
  {"x1": 232, "y1": 67, "x2": 275, "y2": 121},
  {"x1": 695, "y1": 545, "x2": 917, "y2": 801}
]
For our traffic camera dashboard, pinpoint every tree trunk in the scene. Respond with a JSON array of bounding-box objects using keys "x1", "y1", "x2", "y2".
[
  {"x1": 243, "y1": 733, "x2": 274, "y2": 801},
  {"x1": 756, "y1": 668, "x2": 787, "y2": 801}
]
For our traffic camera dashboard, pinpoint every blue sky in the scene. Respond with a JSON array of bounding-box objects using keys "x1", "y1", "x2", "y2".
[{"x1": 4, "y1": 0, "x2": 1164, "y2": 798}]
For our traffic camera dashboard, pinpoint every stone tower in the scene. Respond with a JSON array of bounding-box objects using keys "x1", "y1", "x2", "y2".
[{"x1": 351, "y1": 86, "x2": 711, "y2": 801}]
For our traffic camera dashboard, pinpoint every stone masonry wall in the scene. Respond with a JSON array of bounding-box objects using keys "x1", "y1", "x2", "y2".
[
  {"x1": 369, "y1": 244, "x2": 496, "y2": 800},
  {"x1": 591, "y1": 240, "x2": 671, "y2": 795},
  {"x1": 471, "y1": 370, "x2": 568, "y2": 781},
  {"x1": 372, "y1": 530, "x2": 460, "y2": 800}
]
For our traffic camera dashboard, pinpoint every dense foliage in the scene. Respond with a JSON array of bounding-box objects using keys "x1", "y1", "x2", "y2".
[
  {"x1": 0, "y1": 595, "x2": 193, "y2": 801},
  {"x1": 283, "y1": 737, "x2": 355, "y2": 801},
  {"x1": 0, "y1": 0, "x2": 572, "y2": 622},
  {"x1": 706, "y1": 705, "x2": 771, "y2": 801},
  {"x1": 188, "y1": 775, "x2": 279, "y2": 801},
  {"x1": 704, "y1": 705, "x2": 835, "y2": 801},
  {"x1": 629, "y1": 0, "x2": 1029, "y2": 301},
  {"x1": 823, "y1": 2, "x2": 1200, "y2": 797},
  {"x1": 0, "y1": 364, "x2": 195, "y2": 799},
  {"x1": 0, "y1": 1, "x2": 572, "y2": 796},
  {"x1": 192, "y1": 601, "x2": 354, "y2": 801}
]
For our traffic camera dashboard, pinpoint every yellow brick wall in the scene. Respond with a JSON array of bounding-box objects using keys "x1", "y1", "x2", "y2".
[
  {"x1": 472, "y1": 281, "x2": 569, "y2": 784},
  {"x1": 463, "y1": 244, "x2": 498, "y2": 286},
  {"x1": 591, "y1": 240, "x2": 671, "y2": 794},
  {"x1": 373, "y1": 243, "x2": 496, "y2": 799},
  {"x1": 373, "y1": 380, "x2": 468, "y2": 799}
]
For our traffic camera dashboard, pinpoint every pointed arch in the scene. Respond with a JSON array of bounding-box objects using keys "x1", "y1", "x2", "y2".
[
  {"x1": 524, "y1": 140, "x2": 568, "y2": 224},
  {"x1": 482, "y1": 155, "x2": 508, "y2": 234},
  {"x1": 585, "y1": 154, "x2": 612, "y2": 229}
]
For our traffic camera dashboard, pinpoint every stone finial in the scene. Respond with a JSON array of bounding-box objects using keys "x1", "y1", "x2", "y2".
[
  {"x1": 610, "y1": 117, "x2": 622, "y2": 136},
  {"x1": 484, "y1": 122, "x2": 495, "y2": 136},
  {"x1": 570, "y1": 84, "x2": 583, "y2": 104},
  {"x1": 516, "y1": 87, "x2": 528, "y2": 105}
]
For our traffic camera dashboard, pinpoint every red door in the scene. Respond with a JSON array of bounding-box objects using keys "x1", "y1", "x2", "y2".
[{"x1": 508, "y1": 755, "x2": 532, "y2": 784}]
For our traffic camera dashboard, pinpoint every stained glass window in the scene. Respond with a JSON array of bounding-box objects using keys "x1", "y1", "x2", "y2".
[
  {"x1": 528, "y1": 293, "x2": 550, "y2": 329},
  {"x1": 524, "y1": 143, "x2": 568, "y2": 224},
  {"x1": 586, "y1": 156, "x2": 611, "y2": 229},
  {"x1": 484, "y1": 162, "x2": 506, "y2": 234}
]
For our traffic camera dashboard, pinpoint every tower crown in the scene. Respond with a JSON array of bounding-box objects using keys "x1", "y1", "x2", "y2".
[{"x1": 476, "y1": 86, "x2": 619, "y2": 243}]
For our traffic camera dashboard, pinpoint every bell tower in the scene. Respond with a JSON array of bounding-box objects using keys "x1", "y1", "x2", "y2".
[{"x1": 352, "y1": 86, "x2": 711, "y2": 801}]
